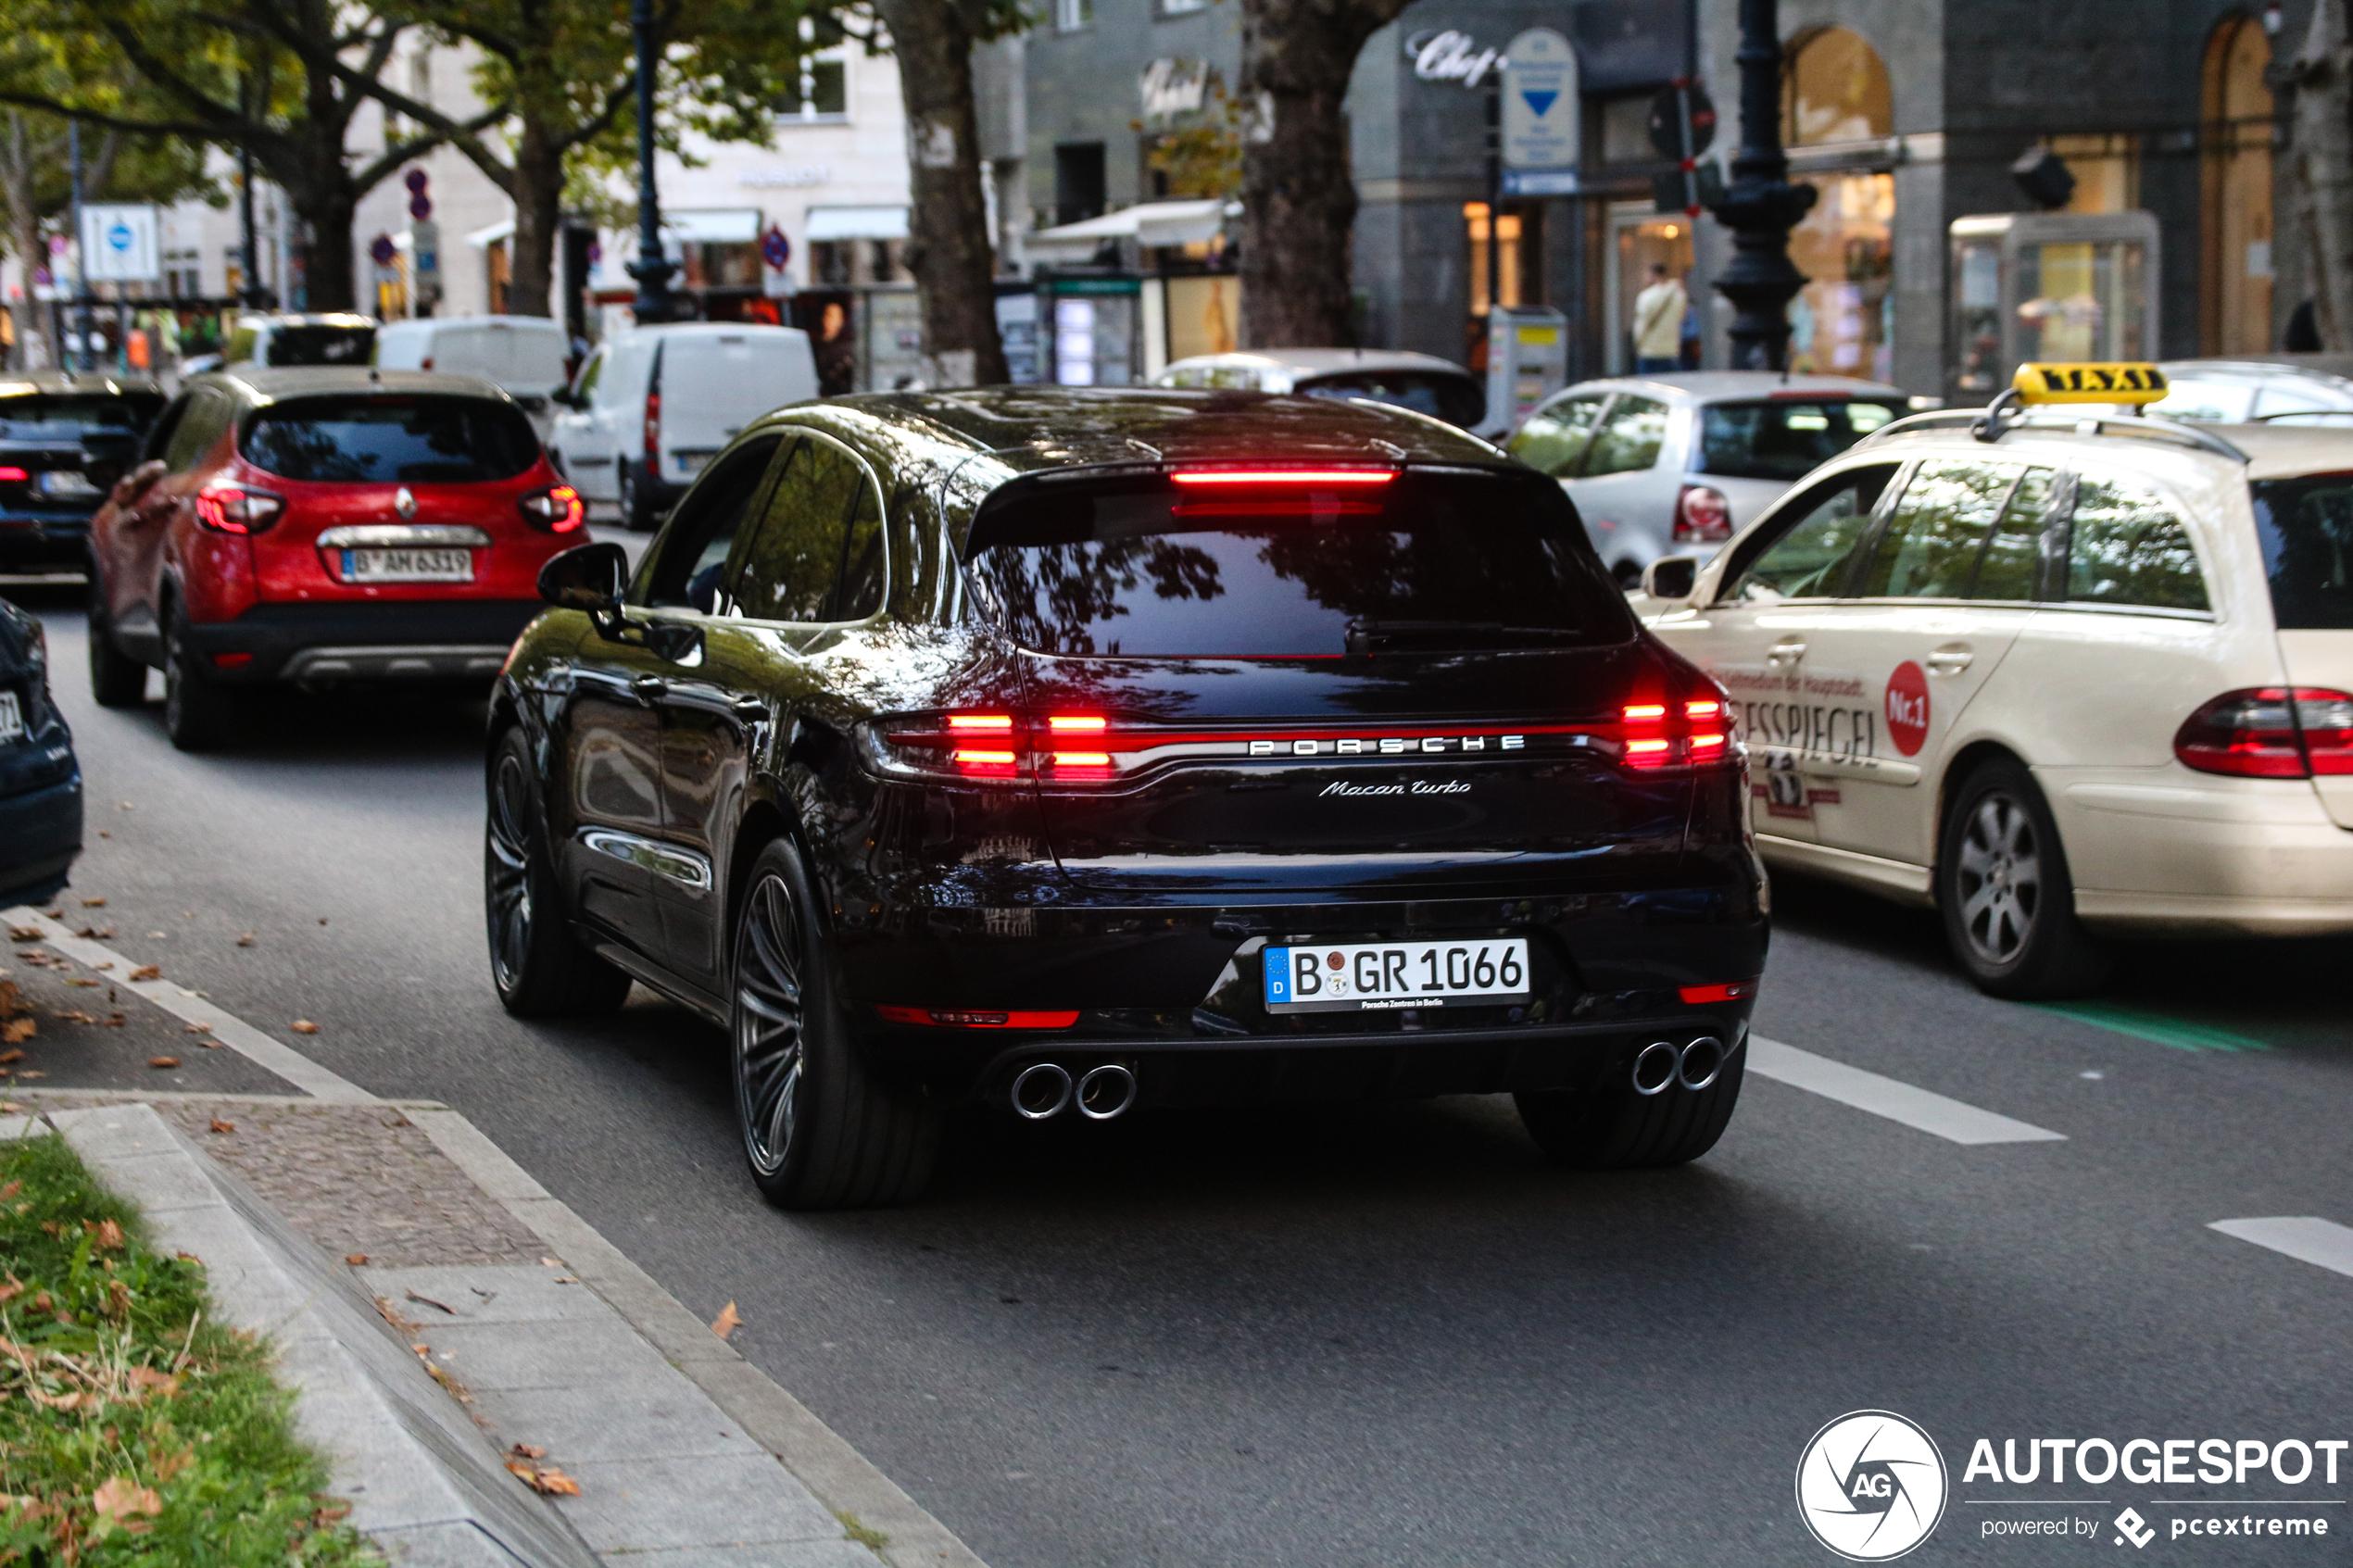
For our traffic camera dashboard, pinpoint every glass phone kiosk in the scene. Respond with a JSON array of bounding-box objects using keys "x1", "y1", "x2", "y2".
[{"x1": 1948, "y1": 211, "x2": 2161, "y2": 400}]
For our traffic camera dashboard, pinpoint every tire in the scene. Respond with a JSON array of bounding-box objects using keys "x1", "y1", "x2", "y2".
[
  {"x1": 160, "y1": 603, "x2": 238, "y2": 751},
  {"x1": 619, "y1": 459, "x2": 659, "y2": 533},
  {"x1": 85, "y1": 577, "x2": 147, "y2": 708},
  {"x1": 1613, "y1": 559, "x2": 1643, "y2": 592},
  {"x1": 1937, "y1": 757, "x2": 2111, "y2": 999},
  {"x1": 484, "y1": 727, "x2": 634, "y2": 1018},
  {"x1": 1515, "y1": 1047, "x2": 1745, "y2": 1170},
  {"x1": 731, "y1": 838, "x2": 940, "y2": 1210}
]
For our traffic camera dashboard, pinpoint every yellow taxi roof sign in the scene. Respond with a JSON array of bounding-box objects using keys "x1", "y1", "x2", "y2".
[{"x1": 2012, "y1": 362, "x2": 2170, "y2": 405}]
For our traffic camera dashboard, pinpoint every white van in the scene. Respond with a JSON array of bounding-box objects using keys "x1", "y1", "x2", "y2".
[
  {"x1": 374, "y1": 316, "x2": 570, "y2": 437},
  {"x1": 548, "y1": 323, "x2": 819, "y2": 529}
]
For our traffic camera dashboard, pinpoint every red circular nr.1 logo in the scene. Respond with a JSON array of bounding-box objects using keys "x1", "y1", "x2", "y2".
[{"x1": 1884, "y1": 662, "x2": 1931, "y2": 756}]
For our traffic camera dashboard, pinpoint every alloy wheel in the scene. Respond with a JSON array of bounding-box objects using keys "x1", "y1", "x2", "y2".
[
  {"x1": 485, "y1": 752, "x2": 535, "y2": 993},
  {"x1": 1954, "y1": 791, "x2": 2043, "y2": 965},
  {"x1": 734, "y1": 872, "x2": 808, "y2": 1177}
]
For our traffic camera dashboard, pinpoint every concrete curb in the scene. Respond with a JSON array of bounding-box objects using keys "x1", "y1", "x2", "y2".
[
  {"x1": 14, "y1": 1102, "x2": 602, "y2": 1568},
  {"x1": 404, "y1": 1110, "x2": 988, "y2": 1568}
]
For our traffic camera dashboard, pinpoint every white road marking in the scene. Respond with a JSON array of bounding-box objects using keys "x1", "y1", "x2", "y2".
[
  {"x1": 1745, "y1": 1036, "x2": 2066, "y2": 1146},
  {"x1": 2209, "y1": 1217, "x2": 2353, "y2": 1280},
  {"x1": 5, "y1": 905, "x2": 375, "y2": 1103}
]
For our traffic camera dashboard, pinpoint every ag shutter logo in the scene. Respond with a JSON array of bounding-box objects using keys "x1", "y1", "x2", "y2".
[
  {"x1": 1796, "y1": 1411, "x2": 1949, "y2": 1561},
  {"x1": 1883, "y1": 663, "x2": 1931, "y2": 757}
]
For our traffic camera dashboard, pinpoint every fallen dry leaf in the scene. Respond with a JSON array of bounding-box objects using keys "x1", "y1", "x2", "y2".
[
  {"x1": 77, "y1": 927, "x2": 115, "y2": 940},
  {"x1": 91, "y1": 1476, "x2": 162, "y2": 1528},
  {"x1": 52, "y1": 1010, "x2": 95, "y2": 1024},
  {"x1": 509, "y1": 1443, "x2": 546, "y2": 1460},
  {"x1": 14, "y1": 1071, "x2": 41, "y2": 1081},
  {"x1": 504, "y1": 1461, "x2": 581, "y2": 1497},
  {"x1": 289, "y1": 1020, "x2": 319, "y2": 1035},
  {"x1": 107, "y1": 1013, "x2": 125, "y2": 1027},
  {"x1": 404, "y1": 1288, "x2": 456, "y2": 1315},
  {"x1": 0, "y1": 1021, "x2": 28, "y2": 1046},
  {"x1": 126, "y1": 1365, "x2": 180, "y2": 1399},
  {"x1": 345, "y1": 1253, "x2": 369, "y2": 1266},
  {"x1": 539, "y1": 1257, "x2": 561, "y2": 1267},
  {"x1": 87, "y1": 1219, "x2": 124, "y2": 1250},
  {"x1": 5, "y1": 927, "x2": 40, "y2": 942},
  {"x1": 147, "y1": 1057, "x2": 179, "y2": 1070},
  {"x1": 127, "y1": 965, "x2": 160, "y2": 983},
  {"x1": 65, "y1": 977, "x2": 97, "y2": 987},
  {"x1": 0, "y1": 1051, "x2": 20, "y2": 1066},
  {"x1": 183, "y1": 1022, "x2": 211, "y2": 1033},
  {"x1": 235, "y1": 933, "x2": 255, "y2": 947},
  {"x1": 80, "y1": 898, "x2": 104, "y2": 908},
  {"x1": 710, "y1": 1301, "x2": 743, "y2": 1340},
  {"x1": 0, "y1": 1182, "x2": 16, "y2": 1198},
  {"x1": 208, "y1": 1118, "x2": 235, "y2": 1135}
]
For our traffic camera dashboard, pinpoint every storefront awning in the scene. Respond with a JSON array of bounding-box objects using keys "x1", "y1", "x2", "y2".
[
  {"x1": 1026, "y1": 198, "x2": 1239, "y2": 258},
  {"x1": 665, "y1": 208, "x2": 762, "y2": 243},
  {"x1": 464, "y1": 219, "x2": 516, "y2": 250},
  {"x1": 806, "y1": 206, "x2": 911, "y2": 242}
]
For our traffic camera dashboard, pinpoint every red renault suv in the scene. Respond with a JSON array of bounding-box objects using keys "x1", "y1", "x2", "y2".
[{"x1": 85, "y1": 368, "x2": 583, "y2": 747}]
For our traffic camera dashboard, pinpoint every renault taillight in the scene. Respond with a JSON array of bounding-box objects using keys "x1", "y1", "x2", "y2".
[
  {"x1": 194, "y1": 485, "x2": 285, "y2": 534},
  {"x1": 519, "y1": 483, "x2": 585, "y2": 533},
  {"x1": 2176, "y1": 687, "x2": 2353, "y2": 778}
]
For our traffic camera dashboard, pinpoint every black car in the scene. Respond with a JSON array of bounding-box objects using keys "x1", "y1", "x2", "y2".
[
  {"x1": 0, "y1": 371, "x2": 165, "y2": 575},
  {"x1": 487, "y1": 389, "x2": 1767, "y2": 1208},
  {"x1": 0, "y1": 594, "x2": 82, "y2": 905}
]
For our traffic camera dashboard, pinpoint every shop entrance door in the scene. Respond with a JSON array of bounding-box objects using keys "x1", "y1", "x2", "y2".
[{"x1": 1605, "y1": 204, "x2": 1695, "y2": 376}]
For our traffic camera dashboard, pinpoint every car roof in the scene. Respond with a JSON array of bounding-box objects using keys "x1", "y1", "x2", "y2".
[
  {"x1": 0, "y1": 370, "x2": 161, "y2": 397},
  {"x1": 818, "y1": 386, "x2": 1508, "y2": 472},
  {"x1": 236, "y1": 312, "x2": 375, "y2": 331},
  {"x1": 1161, "y1": 348, "x2": 1476, "y2": 379},
  {"x1": 2209, "y1": 423, "x2": 2353, "y2": 481},
  {"x1": 2161, "y1": 358, "x2": 2353, "y2": 385},
  {"x1": 377, "y1": 315, "x2": 564, "y2": 334},
  {"x1": 195, "y1": 367, "x2": 510, "y2": 405},
  {"x1": 1551, "y1": 370, "x2": 1906, "y2": 404},
  {"x1": 1844, "y1": 409, "x2": 2353, "y2": 486},
  {"x1": 619, "y1": 321, "x2": 807, "y2": 341}
]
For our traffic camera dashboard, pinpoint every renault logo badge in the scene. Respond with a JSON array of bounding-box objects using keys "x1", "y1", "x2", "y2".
[{"x1": 394, "y1": 485, "x2": 417, "y2": 519}]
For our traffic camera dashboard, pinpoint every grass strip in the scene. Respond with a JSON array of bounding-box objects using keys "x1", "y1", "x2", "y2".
[{"x1": 0, "y1": 1126, "x2": 378, "y2": 1565}]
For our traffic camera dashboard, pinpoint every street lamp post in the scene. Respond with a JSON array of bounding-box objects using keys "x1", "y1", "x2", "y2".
[
  {"x1": 1705, "y1": 0, "x2": 1816, "y2": 370},
  {"x1": 625, "y1": 0, "x2": 679, "y2": 324}
]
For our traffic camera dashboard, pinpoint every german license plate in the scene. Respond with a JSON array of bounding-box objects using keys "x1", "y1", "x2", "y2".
[
  {"x1": 674, "y1": 449, "x2": 714, "y2": 476},
  {"x1": 345, "y1": 547, "x2": 472, "y2": 583},
  {"x1": 0, "y1": 690, "x2": 19, "y2": 743},
  {"x1": 1264, "y1": 938, "x2": 1530, "y2": 1013},
  {"x1": 36, "y1": 470, "x2": 95, "y2": 497}
]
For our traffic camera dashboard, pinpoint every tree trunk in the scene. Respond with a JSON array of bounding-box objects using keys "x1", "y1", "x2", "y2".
[
  {"x1": 2294, "y1": 0, "x2": 2353, "y2": 348},
  {"x1": 873, "y1": 0, "x2": 1007, "y2": 387},
  {"x1": 0, "y1": 114, "x2": 50, "y2": 369},
  {"x1": 1237, "y1": 0, "x2": 1409, "y2": 348},
  {"x1": 296, "y1": 182, "x2": 359, "y2": 312},
  {"x1": 504, "y1": 123, "x2": 563, "y2": 319}
]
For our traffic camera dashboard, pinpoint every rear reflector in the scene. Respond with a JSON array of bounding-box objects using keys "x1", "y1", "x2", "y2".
[
  {"x1": 210, "y1": 651, "x2": 254, "y2": 669},
  {"x1": 875, "y1": 1006, "x2": 1080, "y2": 1029},
  {"x1": 1169, "y1": 469, "x2": 1397, "y2": 486},
  {"x1": 1678, "y1": 981, "x2": 1757, "y2": 1005},
  {"x1": 2174, "y1": 687, "x2": 2353, "y2": 778}
]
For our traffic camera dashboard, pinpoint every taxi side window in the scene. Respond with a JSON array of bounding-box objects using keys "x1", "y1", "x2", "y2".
[
  {"x1": 1857, "y1": 461, "x2": 2015, "y2": 599},
  {"x1": 1508, "y1": 395, "x2": 1609, "y2": 478},
  {"x1": 2064, "y1": 476, "x2": 2209, "y2": 612},
  {"x1": 642, "y1": 433, "x2": 786, "y2": 612},
  {"x1": 1724, "y1": 462, "x2": 1897, "y2": 602},
  {"x1": 1579, "y1": 395, "x2": 1668, "y2": 476},
  {"x1": 1970, "y1": 468, "x2": 2057, "y2": 601},
  {"x1": 731, "y1": 432, "x2": 887, "y2": 623}
]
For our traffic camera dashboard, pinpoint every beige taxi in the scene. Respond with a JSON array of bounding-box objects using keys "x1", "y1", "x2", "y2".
[{"x1": 1641, "y1": 363, "x2": 2353, "y2": 997}]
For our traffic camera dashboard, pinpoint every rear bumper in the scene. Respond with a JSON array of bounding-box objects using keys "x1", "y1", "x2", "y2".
[
  {"x1": 184, "y1": 599, "x2": 545, "y2": 683},
  {"x1": 0, "y1": 769, "x2": 82, "y2": 903},
  {"x1": 2056, "y1": 773, "x2": 2353, "y2": 936}
]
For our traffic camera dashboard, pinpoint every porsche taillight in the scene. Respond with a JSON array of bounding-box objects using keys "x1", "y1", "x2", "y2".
[
  {"x1": 2175, "y1": 687, "x2": 2353, "y2": 778},
  {"x1": 1611, "y1": 692, "x2": 1734, "y2": 770}
]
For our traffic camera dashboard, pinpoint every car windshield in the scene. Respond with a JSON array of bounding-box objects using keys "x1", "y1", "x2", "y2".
[
  {"x1": 2249, "y1": 472, "x2": 2353, "y2": 629},
  {"x1": 0, "y1": 393, "x2": 165, "y2": 430},
  {"x1": 241, "y1": 395, "x2": 540, "y2": 483},
  {"x1": 1697, "y1": 399, "x2": 1903, "y2": 482},
  {"x1": 264, "y1": 325, "x2": 375, "y2": 366},
  {"x1": 964, "y1": 469, "x2": 1631, "y2": 658}
]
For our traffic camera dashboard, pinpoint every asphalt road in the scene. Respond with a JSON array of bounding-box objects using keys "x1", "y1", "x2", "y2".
[{"x1": 8, "y1": 573, "x2": 2352, "y2": 1567}]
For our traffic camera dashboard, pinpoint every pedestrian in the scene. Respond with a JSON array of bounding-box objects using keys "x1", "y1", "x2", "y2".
[{"x1": 1632, "y1": 263, "x2": 1686, "y2": 374}]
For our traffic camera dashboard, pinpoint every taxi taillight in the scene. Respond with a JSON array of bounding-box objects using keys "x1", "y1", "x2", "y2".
[{"x1": 2174, "y1": 687, "x2": 2353, "y2": 778}]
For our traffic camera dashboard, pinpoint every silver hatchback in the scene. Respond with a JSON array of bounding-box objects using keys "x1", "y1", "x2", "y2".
[{"x1": 1510, "y1": 371, "x2": 1908, "y2": 588}]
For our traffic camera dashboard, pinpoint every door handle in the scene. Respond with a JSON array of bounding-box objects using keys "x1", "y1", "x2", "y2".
[
  {"x1": 1765, "y1": 637, "x2": 1806, "y2": 666},
  {"x1": 629, "y1": 674, "x2": 668, "y2": 703},
  {"x1": 1924, "y1": 645, "x2": 1974, "y2": 675}
]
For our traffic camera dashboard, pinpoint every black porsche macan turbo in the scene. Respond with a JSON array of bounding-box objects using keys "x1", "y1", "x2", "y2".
[{"x1": 485, "y1": 389, "x2": 1767, "y2": 1208}]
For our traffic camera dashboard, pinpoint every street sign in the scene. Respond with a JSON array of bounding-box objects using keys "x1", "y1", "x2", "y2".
[
  {"x1": 411, "y1": 219, "x2": 441, "y2": 277},
  {"x1": 1501, "y1": 28, "x2": 1578, "y2": 171},
  {"x1": 405, "y1": 169, "x2": 429, "y2": 194},
  {"x1": 760, "y1": 225, "x2": 791, "y2": 270},
  {"x1": 409, "y1": 194, "x2": 433, "y2": 220},
  {"x1": 1647, "y1": 82, "x2": 1717, "y2": 159},
  {"x1": 78, "y1": 203, "x2": 159, "y2": 283},
  {"x1": 368, "y1": 232, "x2": 397, "y2": 268}
]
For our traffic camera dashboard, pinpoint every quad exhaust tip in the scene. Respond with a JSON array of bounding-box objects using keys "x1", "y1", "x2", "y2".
[
  {"x1": 1631, "y1": 1035, "x2": 1727, "y2": 1096},
  {"x1": 1012, "y1": 1061, "x2": 1139, "y2": 1121}
]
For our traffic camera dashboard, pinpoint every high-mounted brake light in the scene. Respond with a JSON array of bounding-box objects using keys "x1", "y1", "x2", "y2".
[
  {"x1": 2175, "y1": 687, "x2": 2353, "y2": 778},
  {"x1": 1169, "y1": 469, "x2": 1397, "y2": 486},
  {"x1": 194, "y1": 485, "x2": 285, "y2": 535},
  {"x1": 520, "y1": 483, "x2": 585, "y2": 533}
]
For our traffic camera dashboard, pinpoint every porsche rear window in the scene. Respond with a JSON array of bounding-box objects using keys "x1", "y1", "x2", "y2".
[
  {"x1": 240, "y1": 395, "x2": 539, "y2": 483},
  {"x1": 963, "y1": 469, "x2": 1632, "y2": 658},
  {"x1": 2250, "y1": 473, "x2": 2353, "y2": 629}
]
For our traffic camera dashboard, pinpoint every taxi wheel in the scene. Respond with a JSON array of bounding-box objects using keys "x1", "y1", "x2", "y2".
[
  {"x1": 85, "y1": 579, "x2": 147, "y2": 708},
  {"x1": 731, "y1": 839, "x2": 940, "y2": 1210},
  {"x1": 1515, "y1": 1048, "x2": 1746, "y2": 1170},
  {"x1": 1938, "y1": 759, "x2": 2111, "y2": 999},
  {"x1": 161, "y1": 608, "x2": 239, "y2": 751},
  {"x1": 484, "y1": 729, "x2": 634, "y2": 1017}
]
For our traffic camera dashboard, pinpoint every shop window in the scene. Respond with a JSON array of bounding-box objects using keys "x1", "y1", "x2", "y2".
[
  {"x1": 1465, "y1": 202, "x2": 1541, "y2": 316},
  {"x1": 1788, "y1": 172, "x2": 1894, "y2": 383},
  {"x1": 1608, "y1": 211, "x2": 1694, "y2": 375},
  {"x1": 680, "y1": 242, "x2": 760, "y2": 290},
  {"x1": 1783, "y1": 28, "x2": 1891, "y2": 146},
  {"x1": 777, "y1": 58, "x2": 847, "y2": 121},
  {"x1": 812, "y1": 242, "x2": 853, "y2": 286},
  {"x1": 487, "y1": 239, "x2": 510, "y2": 315},
  {"x1": 1056, "y1": 0, "x2": 1093, "y2": 31},
  {"x1": 2202, "y1": 15, "x2": 2274, "y2": 355},
  {"x1": 1599, "y1": 96, "x2": 1655, "y2": 164}
]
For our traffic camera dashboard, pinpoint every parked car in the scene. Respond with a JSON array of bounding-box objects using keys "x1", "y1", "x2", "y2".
[
  {"x1": 374, "y1": 316, "x2": 570, "y2": 438},
  {"x1": 0, "y1": 595, "x2": 82, "y2": 905},
  {"x1": 0, "y1": 371, "x2": 166, "y2": 577},
  {"x1": 490, "y1": 387, "x2": 1766, "y2": 1209},
  {"x1": 1510, "y1": 372, "x2": 1910, "y2": 590},
  {"x1": 1153, "y1": 349, "x2": 1487, "y2": 431},
  {"x1": 85, "y1": 368, "x2": 585, "y2": 749},
  {"x1": 221, "y1": 313, "x2": 377, "y2": 369},
  {"x1": 2149, "y1": 358, "x2": 2353, "y2": 424},
  {"x1": 548, "y1": 323, "x2": 819, "y2": 531},
  {"x1": 1641, "y1": 362, "x2": 2353, "y2": 997}
]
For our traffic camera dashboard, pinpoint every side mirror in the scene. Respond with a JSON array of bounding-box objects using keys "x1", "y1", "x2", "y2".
[
  {"x1": 1642, "y1": 555, "x2": 1699, "y2": 603},
  {"x1": 537, "y1": 541, "x2": 627, "y2": 612},
  {"x1": 109, "y1": 458, "x2": 167, "y2": 508}
]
